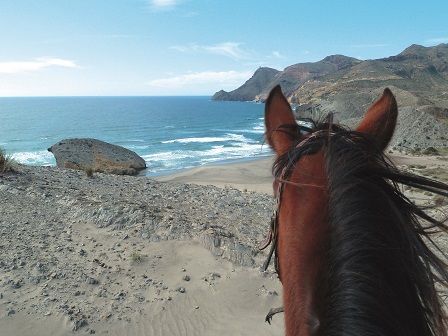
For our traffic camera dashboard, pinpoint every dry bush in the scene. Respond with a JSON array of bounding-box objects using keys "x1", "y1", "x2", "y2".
[{"x1": 0, "y1": 148, "x2": 15, "y2": 173}]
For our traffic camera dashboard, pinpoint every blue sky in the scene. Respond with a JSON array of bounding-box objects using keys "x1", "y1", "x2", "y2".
[{"x1": 0, "y1": 0, "x2": 447, "y2": 96}]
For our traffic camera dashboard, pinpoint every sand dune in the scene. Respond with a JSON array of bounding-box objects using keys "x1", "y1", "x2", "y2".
[{"x1": 0, "y1": 163, "x2": 283, "y2": 335}]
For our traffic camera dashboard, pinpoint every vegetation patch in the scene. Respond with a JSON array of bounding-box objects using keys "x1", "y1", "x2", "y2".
[
  {"x1": 0, "y1": 148, "x2": 16, "y2": 173},
  {"x1": 435, "y1": 147, "x2": 448, "y2": 156},
  {"x1": 420, "y1": 167, "x2": 448, "y2": 183},
  {"x1": 130, "y1": 251, "x2": 143, "y2": 263},
  {"x1": 434, "y1": 195, "x2": 446, "y2": 206},
  {"x1": 422, "y1": 147, "x2": 439, "y2": 155},
  {"x1": 84, "y1": 166, "x2": 94, "y2": 178}
]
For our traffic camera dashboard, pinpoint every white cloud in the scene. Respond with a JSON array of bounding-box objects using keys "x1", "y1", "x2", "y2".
[
  {"x1": 0, "y1": 58, "x2": 78, "y2": 74},
  {"x1": 149, "y1": 0, "x2": 182, "y2": 11},
  {"x1": 203, "y1": 42, "x2": 249, "y2": 60},
  {"x1": 424, "y1": 37, "x2": 448, "y2": 45},
  {"x1": 146, "y1": 70, "x2": 252, "y2": 88},
  {"x1": 170, "y1": 42, "x2": 250, "y2": 60},
  {"x1": 271, "y1": 51, "x2": 284, "y2": 59}
]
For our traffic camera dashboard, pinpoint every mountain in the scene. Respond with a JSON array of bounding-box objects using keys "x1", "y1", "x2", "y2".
[
  {"x1": 212, "y1": 55, "x2": 360, "y2": 102},
  {"x1": 212, "y1": 67, "x2": 280, "y2": 101},
  {"x1": 212, "y1": 44, "x2": 448, "y2": 151}
]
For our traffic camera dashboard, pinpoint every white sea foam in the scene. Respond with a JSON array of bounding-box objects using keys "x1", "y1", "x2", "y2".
[
  {"x1": 127, "y1": 145, "x2": 150, "y2": 150},
  {"x1": 142, "y1": 139, "x2": 271, "y2": 173},
  {"x1": 240, "y1": 125, "x2": 265, "y2": 134},
  {"x1": 143, "y1": 151, "x2": 197, "y2": 173},
  {"x1": 12, "y1": 151, "x2": 55, "y2": 166},
  {"x1": 199, "y1": 143, "x2": 269, "y2": 164},
  {"x1": 162, "y1": 133, "x2": 249, "y2": 144},
  {"x1": 209, "y1": 143, "x2": 262, "y2": 155},
  {"x1": 162, "y1": 137, "x2": 226, "y2": 144},
  {"x1": 142, "y1": 152, "x2": 196, "y2": 169}
]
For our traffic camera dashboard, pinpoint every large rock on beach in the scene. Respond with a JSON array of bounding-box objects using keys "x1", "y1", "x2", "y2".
[{"x1": 48, "y1": 138, "x2": 146, "y2": 175}]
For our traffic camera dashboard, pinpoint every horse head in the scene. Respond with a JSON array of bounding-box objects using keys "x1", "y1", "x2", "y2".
[{"x1": 263, "y1": 85, "x2": 448, "y2": 336}]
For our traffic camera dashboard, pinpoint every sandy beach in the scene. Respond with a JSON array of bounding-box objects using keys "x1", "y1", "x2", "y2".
[
  {"x1": 153, "y1": 157, "x2": 275, "y2": 194},
  {"x1": 154, "y1": 153, "x2": 448, "y2": 193},
  {"x1": 1, "y1": 153, "x2": 447, "y2": 335}
]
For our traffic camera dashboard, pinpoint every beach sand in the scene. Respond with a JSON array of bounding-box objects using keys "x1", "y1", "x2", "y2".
[
  {"x1": 1, "y1": 239, "x2": 284, "y2": 336},
  {"x1": 1, "y1": 153, "x2": 447, "y2": 335},
  {"x1": 0, "y1": 160, "x2": 284, "y2": 336},
  {"x1": 153, "y1": 157, "x2": 275, "y2": 194},
  {"x1": 154, "y1": 153, "x2": 448, "y2": 193}
]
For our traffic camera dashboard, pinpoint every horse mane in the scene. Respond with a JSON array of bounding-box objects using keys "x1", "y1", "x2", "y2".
[{"x1": 273, "y1": 114, "x2": 448, "y2": 336}]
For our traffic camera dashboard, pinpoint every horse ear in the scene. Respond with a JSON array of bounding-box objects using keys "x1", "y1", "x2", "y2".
[
  {"x1": 265, "y1": 85, "x2": 300, "y2": 155},
  {"x1": 356, "y1": 88, "x2": 398, "y2": 151}
]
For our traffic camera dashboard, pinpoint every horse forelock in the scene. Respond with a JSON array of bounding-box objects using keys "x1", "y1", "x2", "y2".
[{"x1": 274, "y1": 117, "x2": 448, "y2": 336}]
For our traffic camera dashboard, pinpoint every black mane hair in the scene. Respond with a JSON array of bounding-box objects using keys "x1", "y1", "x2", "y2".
[{"x1": 273, "y1": 115, "x2": 448, "y2": 336}]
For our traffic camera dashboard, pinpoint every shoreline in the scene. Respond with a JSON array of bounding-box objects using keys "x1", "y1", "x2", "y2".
[
  {"x1": 145, "y1": 154, "x2": 273, "y2": 178},
  {"x1": 8, "y1": 150, "x2": 448, "y2": 197},
  {"x1": 153, "y1": 156, "x2": 275, "y2": 194},
  {"x1": 153, "y1": 152, "x2": 448, "y2": 195}
]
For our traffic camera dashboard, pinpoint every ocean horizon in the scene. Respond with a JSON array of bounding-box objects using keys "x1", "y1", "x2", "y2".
[{"x1": 0, "y1": 96, "x2": 272, "y2": 175}]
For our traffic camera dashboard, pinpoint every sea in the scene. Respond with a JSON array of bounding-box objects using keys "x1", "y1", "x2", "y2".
[{"x1": 0, "y1": 96, "x2": 272, "y2": 176}]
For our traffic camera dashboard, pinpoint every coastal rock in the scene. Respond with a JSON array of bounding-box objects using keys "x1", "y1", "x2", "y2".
[{"x1": 48, "y1": 138, "x2": 146, "y2": 176}]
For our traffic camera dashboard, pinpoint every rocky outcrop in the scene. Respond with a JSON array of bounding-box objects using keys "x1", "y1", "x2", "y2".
[
  {"x1": 48, "y1": 138, "x2": 146, "y2": 175},
  {"x1": 211, "y1": 67, "x2": 280, "y2": 101}
]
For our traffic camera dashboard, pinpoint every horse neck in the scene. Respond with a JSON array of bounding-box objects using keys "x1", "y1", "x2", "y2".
[
  {"x1": 277, "y1": 152, "x2": 328, "y2": 336},
  {"x1": 317, "y1": 144, "x2": 437, "y2": 335}
]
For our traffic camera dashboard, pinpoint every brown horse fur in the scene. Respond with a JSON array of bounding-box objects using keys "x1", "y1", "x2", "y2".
[{"x1": 264, "y1": 85, "x2": 448, "y2": 336}]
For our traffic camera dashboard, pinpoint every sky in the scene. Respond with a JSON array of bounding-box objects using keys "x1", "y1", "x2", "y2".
[{"x1": 0, "y1": 0, "x2": 447, "y2": 97}]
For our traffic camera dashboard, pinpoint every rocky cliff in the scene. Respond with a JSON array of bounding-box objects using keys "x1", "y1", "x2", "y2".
[
  {"x1": 214, "y1": 44, "x2": 448, "y2": 106},
  {"x1": 213, "y1": 44, "x2": 448, "y2": 151},
  {"x1": 212, "y1": 67, "x2": 280, "y2": 101},
  {"x1": 212, "y1": 55, "x2": 360, "y2": 102}
]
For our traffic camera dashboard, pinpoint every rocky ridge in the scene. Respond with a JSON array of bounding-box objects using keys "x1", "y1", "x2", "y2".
[
  {"x1": 212, "y1": 44, "x2": 448, "y2": 106},
  {"x1": 212, "y1": 44, "x2": 448, "y2": 152}
]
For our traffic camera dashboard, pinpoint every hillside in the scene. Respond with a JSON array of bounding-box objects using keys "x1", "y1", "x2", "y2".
[
  {"x1": 212, "y1": 67, "x2": 280, "y2": 101},
  {"x1": 212, "y1": 55, "x2": 360, "y2": 102},
  {"x1": 213, "y1": 44, "x2": 448, "y2": 151}
]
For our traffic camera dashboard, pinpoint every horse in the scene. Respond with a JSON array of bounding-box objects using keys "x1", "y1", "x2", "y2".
[{"x1": 261, "y1": 85, "x2": 448, "y2": 335}]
